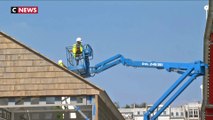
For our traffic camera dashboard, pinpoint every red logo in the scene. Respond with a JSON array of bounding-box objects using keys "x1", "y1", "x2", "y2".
[{"x1": 11, "y1": 6, "x2": 38, "y2": 14}]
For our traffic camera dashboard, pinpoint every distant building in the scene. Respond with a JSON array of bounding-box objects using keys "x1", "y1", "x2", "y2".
[
  {"x1": 171, "y1": 102, "x2": 201, "y2": 120},
  {"x1": 119, "y1": 102, "x2": 201, "y2": 120},
  {"x1": 119, "y1": 105, "x2": 170, "y2": 120}
]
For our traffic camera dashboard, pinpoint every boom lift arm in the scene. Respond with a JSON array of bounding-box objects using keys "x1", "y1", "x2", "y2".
[{"x1": 65, "y1": 44, "x2": 207, "y2": 120}]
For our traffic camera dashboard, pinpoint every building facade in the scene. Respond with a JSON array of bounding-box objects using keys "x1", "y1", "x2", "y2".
[{"x1": 119, "y1": 102, "x2": 201, "y2": 120}]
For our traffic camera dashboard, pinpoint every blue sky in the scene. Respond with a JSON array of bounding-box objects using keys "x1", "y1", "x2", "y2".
[{"x1": 0, "y1": 1, "x2": 208, "y2": 107}]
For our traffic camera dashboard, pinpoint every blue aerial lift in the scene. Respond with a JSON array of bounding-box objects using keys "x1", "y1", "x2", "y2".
[{"x1": 65, "y1": 44, "x2": 207, "y2": 120}]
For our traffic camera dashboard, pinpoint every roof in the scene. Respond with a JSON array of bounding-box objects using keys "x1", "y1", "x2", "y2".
[
  {"x1": 0, "y1": 31, "x2": 103, "y2": 92},
  {"x1": 0, "y1": 31, "x2": 124, "y2": 119}
]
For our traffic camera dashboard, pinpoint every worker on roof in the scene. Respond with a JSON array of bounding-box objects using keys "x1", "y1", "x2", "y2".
[
  {"x1": 58, "y1": 60, "x2": 66, "y2": 67},
  {"x1": 72, "y1": 37, "x2": 83, "y2": 65}
]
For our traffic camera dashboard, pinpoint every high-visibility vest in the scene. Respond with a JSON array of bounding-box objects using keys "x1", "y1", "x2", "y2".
[{"x1": 72, "y1": 43, "x2": 83, "y2": 57}]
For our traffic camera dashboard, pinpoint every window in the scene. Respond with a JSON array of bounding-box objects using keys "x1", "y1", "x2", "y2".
[
  {"x1": 194, "y1": 109, "x2": 199, "y2": 117},
  {"x1": 70, "y1": 97, "x2": 76, "y2": 101},
  {"x1": 55, "y1": 97, "x2": 61, "y2": 102},
  {"x1": 181, "y1": 112, "x2": 184, "y2": 117},
  {"x1": 0, "y1": 98, "x2": 8, "y2": 105},
  {"x1": 137, "y1": 111, "x2": 140, "y2": 115},
  {"x1": 185, "y1": 111, "x2": 188, "y2": 118},
  {"x1": 15, "y1": 98, "x2": 24, "y2": 105},
  {"x1": 189, "y1": 109, "x2": 193, "y2": 117},
  {"x1": 40, "y1": 97, "x2": 46, "y2": 102},
  {"x1": 171, "y1": 112, "x2": 174, "y2": 116},
  {"x1": 76, "y1": 97, "x2": 83, "y2": 103},
  {"x1": 46, "y1": 97, "x2": 55, "y2": 104},
  {"x1": 31, "y1": 97, "x2": 39, "y2": 104},
  {"x1": 176, "y1": 112, "x2": 179, "y2": 116},
  {"x1": 163, "y1": 111, "x2": 167, "y2": 115}
]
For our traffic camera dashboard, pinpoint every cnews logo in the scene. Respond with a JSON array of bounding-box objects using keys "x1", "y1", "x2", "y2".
[{"x1": 11, "y1": 6, "x2": 38, "y2": 14}]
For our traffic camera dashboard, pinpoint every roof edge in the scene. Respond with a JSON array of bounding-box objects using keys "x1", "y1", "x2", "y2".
[{"x1": 99, "y1": 90, "x2": 125, "y2": 120}]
